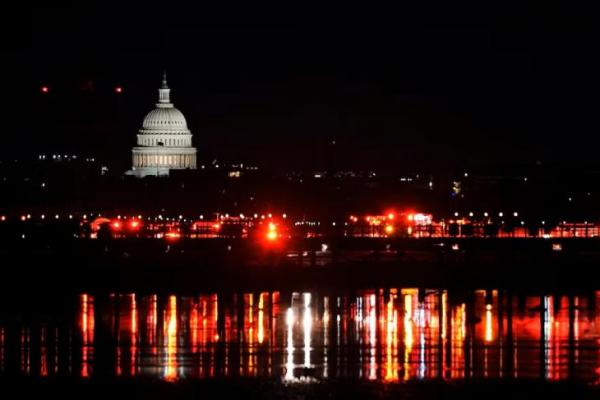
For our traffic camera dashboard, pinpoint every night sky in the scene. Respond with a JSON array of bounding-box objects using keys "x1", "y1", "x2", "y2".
[{"x1": 1, "y1": 4, "x2": 599, "y2": 172}]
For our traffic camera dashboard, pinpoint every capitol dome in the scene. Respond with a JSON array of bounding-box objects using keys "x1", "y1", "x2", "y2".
[
  {"x1": 126, "y1": 72, "x2": 197, "y2": 178},
  {"x1": 140, "y1": 107, "x2": 189, "y2": 132}
]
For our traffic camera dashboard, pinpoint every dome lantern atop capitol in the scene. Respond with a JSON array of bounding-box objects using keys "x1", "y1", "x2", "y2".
[{"x1": 126, "y1": 72, "x2": 197, "y2": 177}]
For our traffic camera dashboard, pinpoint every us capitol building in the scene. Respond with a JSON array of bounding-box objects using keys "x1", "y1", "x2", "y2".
[{"x1": 126, "y1": 73, "x2": 197, "y2": 177}]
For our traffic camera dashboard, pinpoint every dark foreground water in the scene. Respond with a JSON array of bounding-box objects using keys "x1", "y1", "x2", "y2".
[{"x1": 1, "y1": 289, "x2": 599, "y2": 385}]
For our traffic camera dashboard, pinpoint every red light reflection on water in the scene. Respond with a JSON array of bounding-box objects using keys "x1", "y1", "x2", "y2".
[
  {"x1": 79, "y1": 294, "x2": 94, "y2": 378},
  {"x1": 164, "y1": 296, "x2": 178, "y2": 381},
  {"x1": 1, "y1": 289, "x2": 599, "y2": 383}
]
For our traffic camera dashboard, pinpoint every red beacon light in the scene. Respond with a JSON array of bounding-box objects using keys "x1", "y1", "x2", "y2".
[
  {"x1": 115, "y1": 86, "x2": 123, "y2": 94},
  {"x1": 266, "y1": 222, "x2": 278, "y2": 241},
  {"x1": 260, "y1": 220, "x2": 288, "y2": 245},
  {"x1": 128, "y1": 219, "x2": 141, "y2": 231},
  {"x1": 110, "y1": 220, "x2": 122, "y2": 231},
  {"x1": 266, "y1": 230, "x2": 278, "y2": 241},
  {"x1": 385, "y1": 224, "x2": 394, "y2": 235},
  {"x1": 40, "y1": 86, "x2": 49, "y2": 94}
]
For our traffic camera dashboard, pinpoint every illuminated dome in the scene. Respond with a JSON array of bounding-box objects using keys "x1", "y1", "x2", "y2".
[
  {"x1": 140, "y1": 107, "x2": 188, "y2": 132},
  {"x1": 126, "y1": 72, "x2": 197, "y2": 178}
]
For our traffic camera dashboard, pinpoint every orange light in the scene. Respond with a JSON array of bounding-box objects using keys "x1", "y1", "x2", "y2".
[
  {"x1": 266, "y1": 230, "x2": 278, "y2": 241},
  {"x1": 387, "y1": 213, "x2": 395, "y2": 220},
  {"x1": 268, "y1": 222, "x2": 276, "y2": 231},
  {"x1": 165, "y1": 231, "x2": 181, "y2": 240},
  {"x1": 385, "y1": 224, "x2": 394, "y2": 235},
  {"x1": 212, "y1": 223, "x2": 221, "y2": 231},
  {"x1": 407, "y1": 214, "x2": 414, "y2": 222},
  {"x1": 111, "y1": 221, "x2": 122, "y2": 230}
]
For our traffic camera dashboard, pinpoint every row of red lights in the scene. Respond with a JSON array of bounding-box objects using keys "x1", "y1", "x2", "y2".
[{"x1": 40, "y1": 86, "x2": 123, "y2": 94}]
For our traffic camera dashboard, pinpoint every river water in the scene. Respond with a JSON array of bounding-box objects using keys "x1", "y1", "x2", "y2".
[{"x1": 1, "y1": 289, "x2": 599, "y2": 383}]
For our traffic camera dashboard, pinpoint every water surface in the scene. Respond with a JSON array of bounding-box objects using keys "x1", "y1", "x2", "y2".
[{"x1": 1, "y1": 289, "x2": 599, "y2": 383}]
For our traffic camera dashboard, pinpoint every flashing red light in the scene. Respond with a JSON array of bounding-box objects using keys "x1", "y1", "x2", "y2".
[
  {"x1": 387, "y1": 213, "x2": 395, "y2": 220},
  {"x1": 111, "y1": 221, "x2": 122, "y2": 231},
  {"x1": 385, "y1": 224, "x2": 394, "y2": 235},
  {"x1": 213, "y1": 223, "x2": 221, "y2": 231},
  {"x1": 128, "y1": 220, "x2": 140, "y2": 230},
  {"x1": 260, "y1": 220, "x2": 284, "y2": 244},
  {"x1": 266, "y1": 230, "x2": 278, "y2": 241},
  {"x1": 266, "y1": 221, "x2": 279, "y2": 241},
  {"x1": 40, "y1": 86, "x2": 49, "y2": 93},
  {"x1": 115, "y1": 86, "x2": 123, "y2": 94}
]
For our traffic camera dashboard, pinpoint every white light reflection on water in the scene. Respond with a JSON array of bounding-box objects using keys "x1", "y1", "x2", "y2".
[
  {"x1": 0, "y1": 289, "x2": 598, "y2": 383},
  {"x1": 303, "y1": 293, "x2": 312, "y2": 368},
  {"x1": 284, "y1": 307, "x2": 294, "y2": 381}
]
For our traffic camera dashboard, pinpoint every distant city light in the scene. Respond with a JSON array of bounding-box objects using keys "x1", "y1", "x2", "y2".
[
  {"x1": 552, "y1": 243, "x2": 562, "y2": 252},
  {"x1": 165, "y1": 231, "x2": 181, "y2": 241}
]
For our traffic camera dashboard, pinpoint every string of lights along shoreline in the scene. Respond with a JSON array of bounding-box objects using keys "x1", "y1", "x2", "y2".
[{"x1": 126, "y1": 72, "x2": 197, "y2": 177}]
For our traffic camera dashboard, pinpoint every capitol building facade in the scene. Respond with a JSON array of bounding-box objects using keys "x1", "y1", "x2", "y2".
[{"x1": 126, "y1": 73, "x2": 197, "y2": 177}]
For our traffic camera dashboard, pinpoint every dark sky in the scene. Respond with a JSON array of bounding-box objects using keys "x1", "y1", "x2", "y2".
[{"x1": 1, "y1": 4, "x2": 599, "y2": 172}]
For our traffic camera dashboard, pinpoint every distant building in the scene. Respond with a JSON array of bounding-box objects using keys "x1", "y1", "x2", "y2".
[{"x1": 126, "y1": 72, "x2": 197, "y2": 177}]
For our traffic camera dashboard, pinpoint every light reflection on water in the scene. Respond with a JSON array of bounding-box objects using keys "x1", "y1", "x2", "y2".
[{"x1": 1, "y1": 289, "x2": 599, "y2": 383}]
